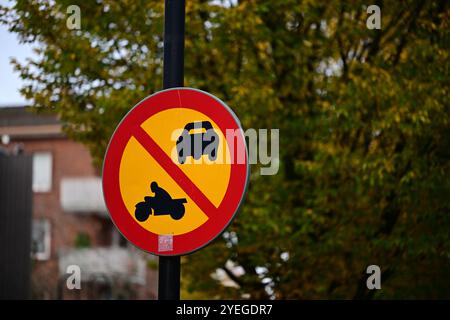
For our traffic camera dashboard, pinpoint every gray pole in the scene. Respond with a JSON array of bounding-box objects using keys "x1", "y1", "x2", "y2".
[{"x1": 158, "y1": 0, "x2": 185, "y2": 300}]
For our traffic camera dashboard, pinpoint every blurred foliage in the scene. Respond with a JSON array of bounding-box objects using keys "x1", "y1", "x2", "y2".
[
  {"x1": 1, "y1": 0, "x2": 449, "y2": 299},
  {"x1": 147, "y1": 259, "x2": 158, "y2": 271},
  {"x1": 74, "y1": 232, "x2": 91, "y2": 248}
]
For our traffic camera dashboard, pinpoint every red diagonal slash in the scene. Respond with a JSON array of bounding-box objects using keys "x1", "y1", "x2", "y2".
[{"x1": 133, "y1": 126, "x2": 218, "y2": 218}]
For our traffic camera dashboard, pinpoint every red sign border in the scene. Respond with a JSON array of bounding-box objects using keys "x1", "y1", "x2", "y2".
[{"x1": 102, "y1": 88, "x2": 249, "y2": 256}]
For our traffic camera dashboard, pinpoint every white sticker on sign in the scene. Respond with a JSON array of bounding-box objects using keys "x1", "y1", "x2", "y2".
[{"x1": 158, "y1": 235, "x2": 173, "y2": 252}]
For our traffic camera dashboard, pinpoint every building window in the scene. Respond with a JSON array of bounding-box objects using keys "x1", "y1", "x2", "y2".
[
  {"x1": 31, "y1": 219, "x2": 51, "y2": 260},
  {"x1": 32, "y1": 152, "x2": 52, "y2": 192}
]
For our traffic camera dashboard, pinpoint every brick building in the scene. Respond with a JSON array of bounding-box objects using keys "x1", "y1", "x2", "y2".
[{"x1": 0, "y1": 106, "x2": 157, "y2": 299}]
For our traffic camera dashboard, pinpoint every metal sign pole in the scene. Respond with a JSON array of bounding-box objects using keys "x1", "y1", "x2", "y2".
[{"x1": 158, "y1": 0, "x2": 185, "y2": 300}]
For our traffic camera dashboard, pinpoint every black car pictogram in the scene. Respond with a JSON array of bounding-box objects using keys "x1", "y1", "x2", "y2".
[{"x1": 176, "y1": 121, "x2": 219, "y2": 164}]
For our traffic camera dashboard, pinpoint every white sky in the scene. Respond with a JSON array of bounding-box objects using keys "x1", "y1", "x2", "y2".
[{"x1": 0, "y1": 0, "x2": 35, "y2": 106}]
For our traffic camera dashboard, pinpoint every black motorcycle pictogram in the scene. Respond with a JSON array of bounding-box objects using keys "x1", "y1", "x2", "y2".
[{"x1": 135, "y1": 182, "x2": 187, "y2": 222}]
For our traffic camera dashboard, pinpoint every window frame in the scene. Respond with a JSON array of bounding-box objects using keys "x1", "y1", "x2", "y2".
[
  {"x1": 31, "y1": 218, "x2": 51, "y2": 261},
  {"x1": 32, "y1": 151, "x2": 53, "y2": 193}
]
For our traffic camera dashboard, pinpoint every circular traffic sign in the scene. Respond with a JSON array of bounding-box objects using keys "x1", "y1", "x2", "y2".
[{"x1": 102, "y1": 88, "x2": 249, "y2": 255}]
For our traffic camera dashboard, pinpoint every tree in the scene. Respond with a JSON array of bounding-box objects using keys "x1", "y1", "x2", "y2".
[{"x1": 2, "y1": 0, "x2": 448, "y2": 299}]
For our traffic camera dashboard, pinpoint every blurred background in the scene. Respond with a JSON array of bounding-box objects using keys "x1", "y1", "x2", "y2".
[{"x1": 0, "y1": 0, "x2": 448, "y2": 299}]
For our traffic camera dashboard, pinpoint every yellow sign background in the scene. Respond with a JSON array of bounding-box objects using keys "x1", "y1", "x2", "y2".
[{"x1": 119, "y1": 108, "x2": 231, "y2": 235}]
